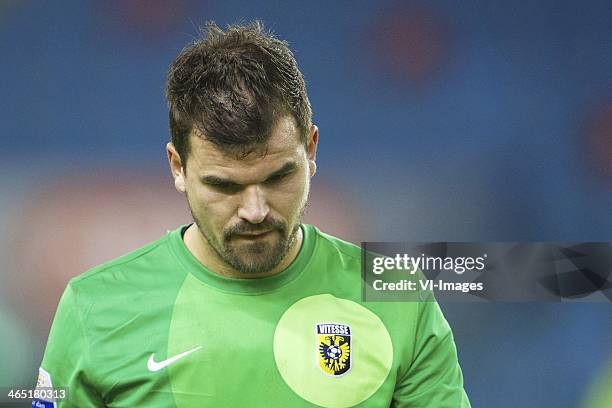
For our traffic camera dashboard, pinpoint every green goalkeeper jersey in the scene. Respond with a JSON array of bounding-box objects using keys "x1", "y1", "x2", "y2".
[{"x1": 34, "y1": 224, "x2": 470, "y2": 407}]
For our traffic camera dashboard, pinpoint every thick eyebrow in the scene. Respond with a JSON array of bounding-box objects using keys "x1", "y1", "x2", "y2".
[{"x1": 200, "y1": 161, "x2": 298, "y2": 186}]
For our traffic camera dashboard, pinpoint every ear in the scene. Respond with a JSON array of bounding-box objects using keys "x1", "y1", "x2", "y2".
[
  {"x1": 307, "y1": 124, "x2": 319, "y2": 177},
  {"x1": 166, "y1": 142, "x2": 186, "y2": 193}
]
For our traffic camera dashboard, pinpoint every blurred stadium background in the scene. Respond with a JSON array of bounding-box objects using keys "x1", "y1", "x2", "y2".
[{"x1": 1, "y1": 1, "x2": 612, "y2": 406}]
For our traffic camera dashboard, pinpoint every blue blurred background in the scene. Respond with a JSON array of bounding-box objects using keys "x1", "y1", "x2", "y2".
[{"x1": 1, "y1": 1, "x2": 612, "y2": 406}]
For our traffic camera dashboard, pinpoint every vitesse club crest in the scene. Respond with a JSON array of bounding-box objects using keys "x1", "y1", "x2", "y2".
[{"x1": 316, "y1": 323, "x2": 351, "y2": 376}]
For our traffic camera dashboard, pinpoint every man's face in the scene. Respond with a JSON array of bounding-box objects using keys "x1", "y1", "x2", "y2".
[{"x1": 170, "y1": 116, "x2": 317, "y2": 275}]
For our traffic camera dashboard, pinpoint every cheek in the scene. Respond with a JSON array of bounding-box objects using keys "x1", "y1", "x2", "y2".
[
  {"x1": 187, "y1": 187, "x2": 235, "y2": 225},
  {"x1": 269, "y1": 176, "x2": 309, "y2": 215}
]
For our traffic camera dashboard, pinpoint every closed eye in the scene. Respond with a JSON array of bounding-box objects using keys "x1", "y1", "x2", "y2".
[
  {"x1": 200, "y1": 162, "x2": 297, "y2": 192},
  {"x1": 264, "y1": 172, "x2": 292, "y2": 185},
  {"x1": 207, "y1": 181, "x2": 242, "y2": 194}
]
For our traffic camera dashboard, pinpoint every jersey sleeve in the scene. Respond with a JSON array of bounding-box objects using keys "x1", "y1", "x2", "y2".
[
  {"x1": 392, "y1": 299, "x2": 471, "y2": 407},
  {"x1": 34, "y1": 283, "x2": 105, "y2": 407}
]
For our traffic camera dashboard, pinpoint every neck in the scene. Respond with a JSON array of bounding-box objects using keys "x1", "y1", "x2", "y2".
[{"x1": 183, "y1": 223, "x2": 303, "y2": 279}]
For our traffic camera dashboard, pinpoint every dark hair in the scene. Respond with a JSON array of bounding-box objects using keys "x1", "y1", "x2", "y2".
[{"x1": 165, "y1": 21, "x2": 312, "y2": 164}]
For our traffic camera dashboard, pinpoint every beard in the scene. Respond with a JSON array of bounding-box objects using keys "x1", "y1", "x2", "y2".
[{"x1": 188, "y1": 202, "x2": 307, "y2": 275}]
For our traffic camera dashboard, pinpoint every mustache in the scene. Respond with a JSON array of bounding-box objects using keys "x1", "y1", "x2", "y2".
[{"x1": 224, "y1": 219, "x2": 286, "y2": 239}]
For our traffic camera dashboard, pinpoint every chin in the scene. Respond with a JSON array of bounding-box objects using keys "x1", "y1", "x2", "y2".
[{"x1": 233, "y1": 247, "x2": 287, "y2": 274}]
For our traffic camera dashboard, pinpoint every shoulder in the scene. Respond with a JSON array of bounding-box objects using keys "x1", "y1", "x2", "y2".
[
  {"x1": 67, "y1": 228, "x2": 181, "y2": 294},
  {"x1": 71, "y1": 232, "x2": 170, "y2": 283},
  {"x1": 307, "y1": 224, "x2": 361, "y2": 261}
]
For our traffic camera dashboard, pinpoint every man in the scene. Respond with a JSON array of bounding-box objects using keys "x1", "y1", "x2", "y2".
[{"x1": 34, "y1": 21, "x2": 470, "y2": 407}]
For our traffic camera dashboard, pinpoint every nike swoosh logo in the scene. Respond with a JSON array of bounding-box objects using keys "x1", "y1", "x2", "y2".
[{"x1": 147, "y1": 346, "x2": 202, "y2": 372}]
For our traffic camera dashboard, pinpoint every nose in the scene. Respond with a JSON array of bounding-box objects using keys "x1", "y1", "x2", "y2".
[{"x1": 237, "y1": 185, "x2": 270, "y2": 224}]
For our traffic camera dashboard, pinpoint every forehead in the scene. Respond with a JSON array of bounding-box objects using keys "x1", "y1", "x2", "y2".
[{"x1": 187, "y1": 116, "x2": 304, "y2": 180}]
